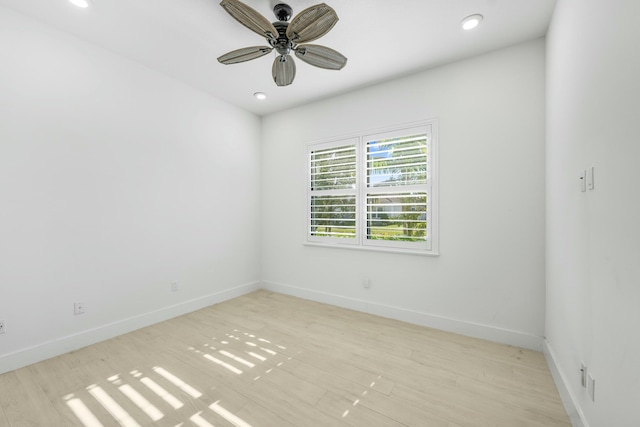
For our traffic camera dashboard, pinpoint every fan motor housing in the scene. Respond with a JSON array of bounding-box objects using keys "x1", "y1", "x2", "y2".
[{"x1": 270, "y1": 21, "x2": 293, "y2": 55}]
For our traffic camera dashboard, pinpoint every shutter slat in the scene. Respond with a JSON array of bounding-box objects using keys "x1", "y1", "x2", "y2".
[
  {"x1": 365, "y1": 191, "x2": 428, "y2": 242},
  {"x1": 366, "y1": 134, "x2": 428, "y2": 189},
  {"x1": 310, "y1": 144, "x2": 357, "y2": 191},
  {"x1": 310, "y1": 194, "x2": 356, "y2": 239}
]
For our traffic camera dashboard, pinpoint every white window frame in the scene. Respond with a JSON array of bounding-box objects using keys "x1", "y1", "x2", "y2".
[{"x1": 306, "y1": 120, "x2": 439, "y2": 256}]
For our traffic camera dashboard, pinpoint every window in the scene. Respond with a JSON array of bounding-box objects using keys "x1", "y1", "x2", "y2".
[{"x1": 307, "y1": 121, "x2": 438, "y2": 254}]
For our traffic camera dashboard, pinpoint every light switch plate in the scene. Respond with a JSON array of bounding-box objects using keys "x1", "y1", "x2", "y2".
[{"x1": 588, "y1": 374, "x2": 596, "y2": 401}]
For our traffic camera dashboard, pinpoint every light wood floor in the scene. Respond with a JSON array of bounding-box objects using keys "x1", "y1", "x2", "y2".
[{"x1": 0, "y1": 290, "x2": 570, "y2": 427}]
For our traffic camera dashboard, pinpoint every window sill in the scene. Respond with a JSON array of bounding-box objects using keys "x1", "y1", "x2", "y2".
[{"x1": 303, "y1": 241, "x2": 440, "y2": 257}]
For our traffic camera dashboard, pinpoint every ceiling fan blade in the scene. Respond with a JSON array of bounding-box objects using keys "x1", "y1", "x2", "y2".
[
  {"x1": 220, "y1": 0, "x2": 278, "y2": 41},
  {"x1": 286, "y1": 3, "x2": 339, "y2": 44},
  {"x1": 272, "y1": 55, "x2": 296, "y2": 86},
  {"x1": 218, "y1": 46, "x2": 273, "y2": 64},
  {"x1": 295, "y1": 44, "x2": 347, "y2": 70}
]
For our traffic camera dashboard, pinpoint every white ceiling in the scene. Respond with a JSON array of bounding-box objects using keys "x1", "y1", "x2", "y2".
[{"x1": 0, "y1": 0, "x2": 556, "y2": 116}]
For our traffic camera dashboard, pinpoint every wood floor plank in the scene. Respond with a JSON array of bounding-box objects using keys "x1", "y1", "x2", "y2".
[
  {"x1": 1, "y1": 369, "x2": 69, "y2": 427},
  {"x1": 0, "y1": 406, "x2": 9, "y2": 427},
  {"x1": 315, "y1": 390, "x2": 406, "y2": 427},
  {"x1": 0, "y1": 290, "x2": 571, "y2": 427}
]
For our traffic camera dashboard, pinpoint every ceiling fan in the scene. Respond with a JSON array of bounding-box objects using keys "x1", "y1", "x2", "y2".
[{"x1": 217, "y1": 0, "x2": 347, "y2": 86}]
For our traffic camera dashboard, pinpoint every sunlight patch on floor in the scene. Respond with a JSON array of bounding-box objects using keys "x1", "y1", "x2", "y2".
[
  {"x1": 117, "y1": 384, "x2": 163, "y2": 421},
  {"x1": 140, "y1": 376, "x2": 183, "y2": 410},
  {"x1": 59, "y1": 326, "x2": 290, "y2": 427},
  {"x1": 153, "y1": 367, "x2": 202, "y2": 399},
  {"x1": 339, "y1": 375, "x2": 383, "y2": 421},
  {"x1": 246, "y1": 351, "x2": 267, "y2": 361},
  {"x1": 204, "y1": 353, "x2": 244, "y2": 374},
  {"x1": 219, "y1": 350, "x2": 255, "y2": 368},
  {"x1": 64, "y1": 393, "x2": 105, "y2": 427},
  {"x1": 87, "y1": 384, "x2": 140, "y2": 427},
  {"x1": 190, "y1": 411, "x2": 215, "y2": 427},
  {"x1": 210, "y1": 400, "x2": 253, "y2": 427}
]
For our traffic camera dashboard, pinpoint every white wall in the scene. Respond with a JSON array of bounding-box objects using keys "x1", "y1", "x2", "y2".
[
  {"x1": 0, "y1": 7, "x2": 262, "y2": 373},
  {"x1": 545, "y1": 0, "x2": 640, "y2": 425},
  {"x1": 261, "y1": 39, "x2": 546, "y2": 350}
]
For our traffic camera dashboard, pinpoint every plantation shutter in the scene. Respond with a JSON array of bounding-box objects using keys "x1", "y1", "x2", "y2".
[
  {"x1": 308, "y1": 141, "x2": 358, "y2": 241},
  {"x1": 306, "y1": 121, "x2": 437, "y2": 254},
  {"x1": 364, "y1": 132, "x2": 430, "y2": 247}
]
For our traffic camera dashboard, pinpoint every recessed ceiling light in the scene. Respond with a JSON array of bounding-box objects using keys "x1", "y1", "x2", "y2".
[
  {"x1": 69, "y1": 0, "x2": 90, "y2": 8},
  {"x1": 461, "y1": 14, "x2": 483, "y2": 30},
  {"x1": 254, "y1": 92, "x2": 267, "y2": 100}
]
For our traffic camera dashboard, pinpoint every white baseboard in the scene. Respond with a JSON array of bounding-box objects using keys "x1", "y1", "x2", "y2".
[
  {"x1": 543, "y1": 340, "x2": 588, "y2": 427},
  {"x1": 0, "y1": 280, "x2": 545, "y2": 375},
  {"x1": 261, "y1": 281, "x2": 544, "y2": 351},
  {"x1": 0, "y1": 281, "x2": 260, "y2": 375}
]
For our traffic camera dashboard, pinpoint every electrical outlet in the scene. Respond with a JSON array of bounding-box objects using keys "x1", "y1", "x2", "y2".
[
  {"x1": 0, "y1": 319, "x2": 5, "y2": 334},
  {"x1": 74, "y1": 302, "x2": 85, "y2": 315},
  {"x1": 362, "y1": 277, "x2": 370, "y2": 289},
  {"x1": 171, "y1": 282, "x2": 179, "y2": 292}
]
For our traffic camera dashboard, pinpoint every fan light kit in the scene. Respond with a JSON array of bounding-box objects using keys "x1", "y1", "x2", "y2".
[
  {"x1": 217, "y1": 0, "x2": 347, "y2": 86},
  {"x1": 69, "y1": 0, "x2": 91, "y2": 8},
  {"x1": 461, "y1": 14, "x2": 483, "y2": 30}
]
